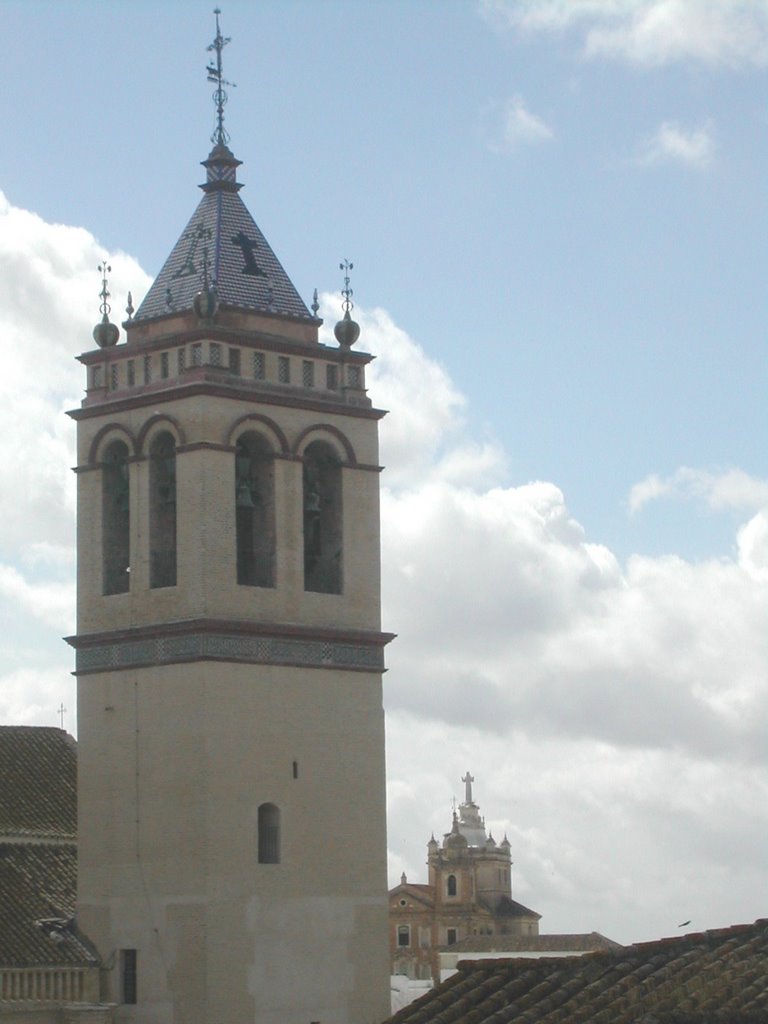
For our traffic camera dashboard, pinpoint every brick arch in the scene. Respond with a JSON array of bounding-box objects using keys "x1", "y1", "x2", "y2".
[
  {"x1": 292, "y1": 424, "x2": 357, "y2": 465},
  {"x1": 226, "y1": 413, "x2": 289, "y2": 455},
  {"x1": 137, "y1": 413, "x2": 186, "y2": 455},
  {"x1": 88, "y1": 423, "x2": 138, "y2": 466}
]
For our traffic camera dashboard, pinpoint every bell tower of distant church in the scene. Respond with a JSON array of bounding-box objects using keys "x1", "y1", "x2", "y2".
[{"x1": 67, "y1": 14, "x2": 391, "y2": 1024}]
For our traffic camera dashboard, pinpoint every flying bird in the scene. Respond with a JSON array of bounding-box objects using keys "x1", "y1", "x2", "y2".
[{"x1": 678, "y1": 920, "x2": 691, "y2": 928}]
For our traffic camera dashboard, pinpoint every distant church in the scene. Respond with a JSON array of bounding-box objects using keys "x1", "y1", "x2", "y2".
[
  {"x1": 389, "y1": 774, "x2": 540, "y2": 983},
  {"x1": 61, "y1": 12, "x2": 391, "y2": 1024}
]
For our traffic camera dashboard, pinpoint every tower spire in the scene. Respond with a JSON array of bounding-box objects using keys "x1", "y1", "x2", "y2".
[{"x1": 206, "y1": 7, "x2": 235, "y2": 148}]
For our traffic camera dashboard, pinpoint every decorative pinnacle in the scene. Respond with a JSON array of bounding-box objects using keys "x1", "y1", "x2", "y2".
[
  {"x1": 92, "y1": 260, "x2": 119, "y2": 348},
  {"x1": 97, "y1": 260, "x2": 113, "y2": 321},
  {"x1": 207, "y1": 7, "x2": 235, "y2": 147},
  {"x1": 340, "y1": 259, "x2": 354, "y2": 315},
  {"x1": 333, "y1": 259, "x2": 360, "y2": 349}
]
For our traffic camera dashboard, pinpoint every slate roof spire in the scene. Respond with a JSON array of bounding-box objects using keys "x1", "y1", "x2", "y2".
[{"x1": 133, "y1": 10, "x2": 314, "y2": 326}]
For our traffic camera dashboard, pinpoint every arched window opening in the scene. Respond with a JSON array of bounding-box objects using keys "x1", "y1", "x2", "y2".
[
  {"x1": 397, "y1": 925, "x2": 410, "y2": 948},
  {"x1": 102, "y1": 440, "x2": 130, "y2": 595},
  {"x1": 149, "y1": 432, "x2": 177, "y2": 588},
  {"x1": 257, "y1": 803, "x2": 280, "y2": 864},
  {"x1": 447, "y1": 874, "x2": 457, "y2": 897},
  {"x1": 303, "y1": 440, "x2": 342, "y2": 594},
  {"x1": 235, "y1": 433, "x2": 275, "y2": 588}
]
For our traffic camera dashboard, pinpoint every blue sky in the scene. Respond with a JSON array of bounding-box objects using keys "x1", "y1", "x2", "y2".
[
  {"x1": 4, "y1": 0, "x2": 765, "y2": 558},
  {"x1": 1, "y1": 1, "x2": 766, "y2": 946}
]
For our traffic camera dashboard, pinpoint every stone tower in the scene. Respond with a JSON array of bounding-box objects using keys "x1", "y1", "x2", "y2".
[{"x1": 67, "y1": 21, "x2": 391, "y2": 1024}]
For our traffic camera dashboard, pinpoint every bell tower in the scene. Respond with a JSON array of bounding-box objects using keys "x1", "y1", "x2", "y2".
[{"x1": 68, "y1": 14, "x2": 391, "y2": 1024}]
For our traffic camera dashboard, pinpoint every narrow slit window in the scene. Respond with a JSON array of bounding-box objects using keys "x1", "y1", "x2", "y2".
[
  {"x1": 278, "y1": 356, "x2": 290, "y2": 383},
  {"x1": 229, "y1": 348, "x2": 241, "y2": 375},
  {"x1": 120, "y1": 949, "x2": 137, "y2": 1005},
  {"x1": 253, "y1": 351, "x2": 265, "y2": 380},
  {"x1": 258, "y1": 803, "x2": 280, "y2": 864}
]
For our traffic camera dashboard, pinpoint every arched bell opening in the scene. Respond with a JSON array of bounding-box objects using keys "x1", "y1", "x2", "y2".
[
  {"x1": 235, "y1": 431, "x2": 276, "y2": 588},
  {"x1": 102, "y1": 440, "x2": 130, "y2": 595},
  {"x1": 149, "y1": 431, "x2": 177, "y2": 589},
  {"x1": 302, "y1": 440, "x2": 343, "y2": 595}
]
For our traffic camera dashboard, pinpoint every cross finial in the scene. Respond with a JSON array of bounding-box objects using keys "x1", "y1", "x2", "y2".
[
  {"x1": 97, "y1": 259, "x2": 113, "y2": 322},
  {"x1": 339, "y1": 259, "x2": 355, "y2": 315},
  {"x1": 58, "y1": 703, "x2": 66, "y2": 729},
  {"x1": 461, "y1": 771, "x2": 475, "y2": 804},
  {"x1": 206, "y1": 7, "x2": 235, "y2": 147}
]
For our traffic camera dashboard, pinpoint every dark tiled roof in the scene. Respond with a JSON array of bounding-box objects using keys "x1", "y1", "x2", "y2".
[
  {"x1": 387, "y1": 920, "x2": 768, "y2": 1024},
  {"x1": 0, "y1": 727, "x2": 76, "y2": 839},
  {"x1": 135, "y1": 146, "x2": 312, "y2": 323},
  {"x1": 489, "y1": 895, "x2": 541, "y2": 919},
  {"x1": 0, "y1": 843, "x2": 95, "y2": 966},
  {"x1": 448, "y1": 932, "x2": 621, "y2": 954}
]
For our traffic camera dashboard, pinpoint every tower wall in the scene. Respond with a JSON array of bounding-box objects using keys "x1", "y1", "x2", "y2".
[
  {"x1": 77, "y1": 661, "x2": 387, "y2": 1024},
  {"x1": 72, "y1": 307, "x2": 391, "y2": 1023}
]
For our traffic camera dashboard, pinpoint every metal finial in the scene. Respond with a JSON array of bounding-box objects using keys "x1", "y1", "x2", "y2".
[
  {"x1": 125, "y1": 291, "x2": 134, "y2": 321},
  {"x1": 193, "y1": 245, "x2": 219, "y2": 321},
  {"x1": 339, "y1": 259, "x2": 354, "y2": 315},
  {"x1": 93, "y1": 260, "x2": 119, "y2": 347},
  {"x1": 98, "y1": 260, "x2": 113, "y2": 321},
  {"x1": 311, "y1": 288, "x2": 320, "y2": 318},
  {"x1": 334, "y1": 259, "x2": 360, "y2": 349},
  {"x1": 206, "y1": 7, "x2": 236, "y2": 147}
]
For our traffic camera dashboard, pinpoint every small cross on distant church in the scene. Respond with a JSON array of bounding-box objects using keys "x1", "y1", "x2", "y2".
[
  {"x1": 57, "y1": 703, "x2": 66, "y2": 729},
  {"x1": 462, "y1": 770, "x2": 475, "y2": 804}
]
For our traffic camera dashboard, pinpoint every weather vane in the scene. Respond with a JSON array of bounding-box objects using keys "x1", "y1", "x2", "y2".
[
  {"x1": 207, "y1": 7, "x2": 235, "y2": 147},
  {"x1": 92, "y1": 259, "x2": 119, "y2": 347},
  {"x1": 339, "y1": 259, "x2": 354, "y2": 316},
  {"x1": 98, "y1": 260, "x2": 113, "y2": 321}
]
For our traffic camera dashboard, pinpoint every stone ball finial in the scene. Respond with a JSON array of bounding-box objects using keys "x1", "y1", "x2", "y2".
[
  {"x1": 93, "y1": 317, "x2": 119, "y2": 348},
  {"x1": 193, "y1": 287, "x2": 219, "y2": 322},
  {"x1": 334, "y1": 310, "x2": 360, "y2": 349}
]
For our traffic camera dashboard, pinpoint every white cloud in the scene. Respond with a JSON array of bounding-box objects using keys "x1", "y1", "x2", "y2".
[
  {"x1": 637, "y1": 120, "x2": 715, "y2": 167},
  {"x1": 3, "y1": 198, "x2": 767, "y2": 945},
  {"x1": 483, "y1": 95, "x2": 554, "y2": 154},
  {"x1": 482, "y1": 0, "x2": 768, "y2": 68},
  {"x1": 629, "y1": 466, "x2": 768, "y2": 513},
  {"x1": 0, "y1": 192, "x2": 151, "y2": 563}
]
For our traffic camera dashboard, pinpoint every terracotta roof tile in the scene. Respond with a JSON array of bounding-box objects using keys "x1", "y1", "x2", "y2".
[
  {"x1": 387, "y1": 921, "x2": 768, "y2": 1024},
  {"x1": 449, "y1": 932, "x2": 621, "y2": 955},
  {"x1": 0, "y1": 843, "x2": 96, "y2": 966},
  {"x1": 0, "y1": 727, "x2": 76, "y2": 839}
]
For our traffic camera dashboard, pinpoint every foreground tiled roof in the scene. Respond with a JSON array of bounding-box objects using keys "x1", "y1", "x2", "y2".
[
  {"x1": 447, "y1": 932, "x2": 621, "y2": 954},
  {"x1": 388, "y1": 920, "x2": 768, "y2": 1024},
  {"x1": 0, "y1": 727, "x2": 76, "y2": 839},
  {"x1": 0, "y1": 843, "x2": 95, "y2": 966}
]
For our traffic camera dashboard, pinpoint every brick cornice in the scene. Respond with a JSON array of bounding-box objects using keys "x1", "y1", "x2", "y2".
[
  {"x1": 66, "y1": 618, "x2": 395, "y2": 676},
  {"x1": 68, "y1": 379, "x2": 385, "y2": 422}
]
